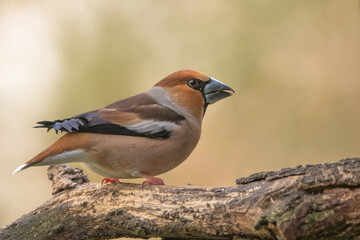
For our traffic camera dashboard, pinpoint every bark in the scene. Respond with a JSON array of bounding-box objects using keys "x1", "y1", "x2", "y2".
[{"x1": 1, "y1": 158, "x2": 360, "y2": 240}]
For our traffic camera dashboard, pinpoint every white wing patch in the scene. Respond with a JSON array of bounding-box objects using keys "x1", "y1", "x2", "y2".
[{"x1": 124, "y1": 120, "x2": 176, "y2": 134}]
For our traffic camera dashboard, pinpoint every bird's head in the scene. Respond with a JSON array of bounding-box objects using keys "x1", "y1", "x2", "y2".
[{"x1": 155, "y1": 70, "x2": 235, "y2": 120}]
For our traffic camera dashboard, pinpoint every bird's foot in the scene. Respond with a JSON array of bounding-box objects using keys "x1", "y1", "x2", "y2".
[
  {"x1": 140, "y1": 173, "x2": 165, "y2": 185},
  {"x1": 101, "y1": 178, "x2": 121, "y2": 185}
]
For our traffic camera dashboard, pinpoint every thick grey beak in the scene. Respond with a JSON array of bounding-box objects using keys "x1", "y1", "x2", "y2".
[{"x1": 204, "y1": 77, "x2": 235, "y2": 104}]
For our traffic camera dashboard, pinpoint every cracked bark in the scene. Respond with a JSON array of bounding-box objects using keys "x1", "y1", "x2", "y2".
[{"x1": 1, "y1": 158, "x2": 360, "y2": 239}]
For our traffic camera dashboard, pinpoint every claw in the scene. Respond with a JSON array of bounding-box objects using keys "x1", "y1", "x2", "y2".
[
  {"x1": 140, "y1": 173, "x2": 165, "y2": 186},
  {"x1": 101, "y1": 178, "x2": 121, "y2": 185}
]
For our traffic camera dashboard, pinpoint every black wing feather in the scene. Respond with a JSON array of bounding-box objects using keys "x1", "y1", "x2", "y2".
[
  {"x1": 35, "y1": 115, "x2": 172, "y2": 139},
  {"x1": 35, "y1": 118, "x2": 88, "y2": 134}
]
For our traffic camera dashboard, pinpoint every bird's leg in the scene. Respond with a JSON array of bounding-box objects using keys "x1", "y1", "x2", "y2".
[
  {"x1": 140, "y1": 173, "x2": 165, "y2": 185},
  {"x1": 101, "y1": 178, "x2": 121, "y2": 185}
]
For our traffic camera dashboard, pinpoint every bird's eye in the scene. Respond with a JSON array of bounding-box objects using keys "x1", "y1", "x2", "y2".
[{"x1": 187, "y1": 79, "x2": 201, "y2": 90}]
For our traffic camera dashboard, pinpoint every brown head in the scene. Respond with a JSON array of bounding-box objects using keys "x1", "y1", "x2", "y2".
[{"x1": 155, "y1": 70, "x2": 235, "y2": 120}]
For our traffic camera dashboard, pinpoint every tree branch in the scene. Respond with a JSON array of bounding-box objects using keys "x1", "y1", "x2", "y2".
[{"x1": 2, "y1": 158, "x2": 360, "y2": 239}]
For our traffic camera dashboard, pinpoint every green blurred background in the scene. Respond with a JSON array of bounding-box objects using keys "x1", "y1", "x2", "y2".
[{"x1": 1, "y1": 0, "x2": 360, "y2": 228}]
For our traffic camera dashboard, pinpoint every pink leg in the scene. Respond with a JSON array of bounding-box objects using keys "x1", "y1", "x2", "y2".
[
  {"x1": 140, "y1": 173, "x2": 165, "y2": 185},
  {"x1": 101, "y1": 178, "x2": 121, "y2": 185}
]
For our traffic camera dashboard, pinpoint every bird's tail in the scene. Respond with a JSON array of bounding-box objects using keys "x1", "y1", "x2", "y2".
[
  {"x1": 12, "y1": 145, "x2": 55, "y2": 175},
  {"x1": 12, "y1": 163, "x2": 35, "y2": 175},
  {"x1": 12, "y1": 133, "x2": 92, "y2": 175}
]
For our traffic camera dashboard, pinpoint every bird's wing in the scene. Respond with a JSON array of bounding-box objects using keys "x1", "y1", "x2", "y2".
[{"x1": 35, "y1": 93, "x2": 185, "y2": 139}]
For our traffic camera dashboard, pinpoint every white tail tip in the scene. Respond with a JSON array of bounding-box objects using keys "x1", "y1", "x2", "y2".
[{"x1": 12, "y1": 164, "x2": 28, "y2": 175}]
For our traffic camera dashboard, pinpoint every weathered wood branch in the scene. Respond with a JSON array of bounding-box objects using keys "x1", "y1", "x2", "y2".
[{"x1": 2, "y1": 158, "x2": 360, "y2": 239}]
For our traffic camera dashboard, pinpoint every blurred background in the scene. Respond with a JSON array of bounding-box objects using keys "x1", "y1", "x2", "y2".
[{"x1": 1, "y1": 0, "x2": 360, "y2": 228}]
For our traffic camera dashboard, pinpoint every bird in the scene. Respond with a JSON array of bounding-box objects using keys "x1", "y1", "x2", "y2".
[{"x1": 12, "y1": 70, "x2": 234, "y2": 185}]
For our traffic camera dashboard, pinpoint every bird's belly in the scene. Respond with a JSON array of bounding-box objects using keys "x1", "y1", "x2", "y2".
[
  {"x1": 80, "y1": 162, "x2": 134, "y2": 178},
  {"x1": 87, "y1": 130, "x2": 200, "y2": 178}
]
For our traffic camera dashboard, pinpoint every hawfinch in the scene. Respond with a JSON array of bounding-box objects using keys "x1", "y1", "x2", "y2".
[{"x1": 13, "y1": 70, "x2": 234, "y2": 185}]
